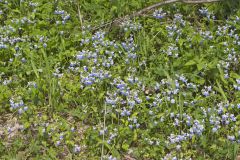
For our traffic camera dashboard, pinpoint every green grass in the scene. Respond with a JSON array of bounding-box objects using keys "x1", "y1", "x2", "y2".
[{"x1": 0, "y1": 0, "x2": 240, "y2": 159}]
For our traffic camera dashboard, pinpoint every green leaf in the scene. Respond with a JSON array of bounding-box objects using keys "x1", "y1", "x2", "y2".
[
  {"x1": 185, "y1": 60, "x2": 196, "y2": 66},
  {"x1": 217, "y1": 67, "x2": 228, "y2": 84},
  {"x1": 30, "y1": 53, "x2": 39, "y2": 78},
  {"x1": 214, "y1": 80, "x2": 227, "y2": 102},
  {"x1": 230, "y1": 72, "x2": 240, "y2": 79},
  {"x1": 111, "y1": 148, "x2": 120, "y2": 159},
  {"x1": 122, "y1": 143, "x2": 129, "y2": 151}
]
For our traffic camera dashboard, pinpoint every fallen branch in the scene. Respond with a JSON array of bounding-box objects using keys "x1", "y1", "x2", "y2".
[
  {"x1": 132, "y1": 0, "x2": 221, "y2": 17},
  {"x1": 91, "y1": 0, "x2": 222, "y2": 30},
  {"x1": 131, "y1": 0, "x2": 178, "y2": 17}
]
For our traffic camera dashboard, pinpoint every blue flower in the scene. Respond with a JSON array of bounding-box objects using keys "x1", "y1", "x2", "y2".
[{"x1": 153, "y1": 9, "x2": 166, "y2": 19}]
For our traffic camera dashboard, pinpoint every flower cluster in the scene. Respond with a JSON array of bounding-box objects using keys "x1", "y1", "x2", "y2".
[
  {"x1": 153, "y1": 8, "x2": 166, "y2": 19},
  {"x1": 163, "y1": 44, "x2": 179, "y2": 58},
  {"x1": 54, "y1": 8, "x2": 71, "y2": 25},
  {"x1": 9, "y1": 98, "x2": 28, "y2": 114},
  {"x1": 234, "y1": 79, "x2": 240, "y2": 91},
  {"x1": 199, "y1": 7, "x2": 213, "y2": 20},
  {"x1": 121, "y1": 19, "x2": 142, "y2": 31}
]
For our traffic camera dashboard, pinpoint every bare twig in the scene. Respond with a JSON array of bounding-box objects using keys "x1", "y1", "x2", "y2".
[
  {"x1": 132, "y1": 0, "x2": 178, "y2": 17},
  {"x1": 132, "y1": 0, "x2": 221, "y2": 17},
  {"x1": 181, "y1": 0, "x2": 221, "y2": 3},
  {"x1": 91, "y1": 0, "x2": 222, "y2": 31}
]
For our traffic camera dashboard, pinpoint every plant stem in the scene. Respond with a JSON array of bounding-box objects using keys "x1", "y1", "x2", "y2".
[{"x1": 101, "y1": 103, "x2": 107, "y2": 160}]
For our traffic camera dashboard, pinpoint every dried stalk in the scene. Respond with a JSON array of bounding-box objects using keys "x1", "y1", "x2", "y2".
[{"x1": 77, "y1": 1, "x2": 83, "y2": 30}]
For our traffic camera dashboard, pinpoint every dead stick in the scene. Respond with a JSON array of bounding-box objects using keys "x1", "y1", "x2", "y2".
[
  {"x1": 91, "y1": 0, "x2": 222, "y2": 30},
  {"x1": 133, "y1": 0, "x2": 221, "y2": 17}
]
